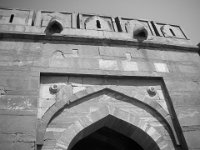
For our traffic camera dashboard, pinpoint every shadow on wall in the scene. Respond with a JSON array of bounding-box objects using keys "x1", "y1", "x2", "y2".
[
  {"x1": 45, "y1": 18, "x2": 64, "y2": 35},
  {"x1": 133, "y1": 24, "x2": 148, "y2": 42},
  {"x1": 198, "y1": 43, "x2": 200, "y2": 55}
]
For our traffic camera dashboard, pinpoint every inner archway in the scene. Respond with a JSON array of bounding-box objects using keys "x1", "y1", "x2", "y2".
[
  {"x1": 71, "y1": 127, "x2": 144, "y2": 150},
  {"x1": 65, "y1": 115, "x2": 161, "y2": 150}
]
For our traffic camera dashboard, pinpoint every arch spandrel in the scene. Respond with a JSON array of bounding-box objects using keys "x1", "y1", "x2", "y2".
[
  {"x1": 44, "y1": 107, "x2": 173, "y2": 150},
  {"x1": 37, "y1": 85, "x2": 179, "y2": 150}
]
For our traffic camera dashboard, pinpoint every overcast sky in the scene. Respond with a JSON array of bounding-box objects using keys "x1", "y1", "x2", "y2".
[{"x1": 0, "y1": 0, "x2": 199, "y2": 45}]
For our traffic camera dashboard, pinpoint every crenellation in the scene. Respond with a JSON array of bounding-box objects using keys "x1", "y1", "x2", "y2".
[{"x1": 0, "y1": 7, "x2": 192, "y2": 47}]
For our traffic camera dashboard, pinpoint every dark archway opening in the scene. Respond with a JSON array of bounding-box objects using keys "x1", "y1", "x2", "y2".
[
  {"x1": 134, "y1": 31, "x2": 147, "y2": 39},
  {"x1": 45, "y1": 21, "x2": 63, "y2": 35},
  {"x1": 133, "y1": 27, "x2": 148, "y2": 42},
  {"x1": 96, "y1": 20, "x2": 101, "y2": 29},
  {"x1": 71, "y1": 127, "x2": 144, "y2": 150},
  {"x1": 169, "y1": 28, "x2": 176, "y2": 36}
]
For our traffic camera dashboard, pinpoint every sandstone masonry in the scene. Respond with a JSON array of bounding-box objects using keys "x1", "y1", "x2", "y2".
[{"x1": 0, "y1": 7, "x2": 200, "y2": 150}]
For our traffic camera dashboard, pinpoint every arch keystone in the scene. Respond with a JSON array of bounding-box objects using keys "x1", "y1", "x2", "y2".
[{"x1": 88, "y1": 105, "x2": 109, "y2": 123}]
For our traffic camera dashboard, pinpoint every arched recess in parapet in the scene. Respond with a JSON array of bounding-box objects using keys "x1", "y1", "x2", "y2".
[
  {"x1": 126, "y1": 20, "x2": 149, "y2": 41},
  {"x1": 84, "y1": 16, "x2": 113, "y2": 31},
  {"x1": 161, "y1": 25, "x2": 176, "y2": 37},
  {"x1": 160, "y1": 25, "x2": 176, "y2": 37},
  {"x1": 44, "y1": 12, "x2": 65, "y2": 35},
  {"x1": 36, "y1": 86, "x2": 180, "y2": 150}
]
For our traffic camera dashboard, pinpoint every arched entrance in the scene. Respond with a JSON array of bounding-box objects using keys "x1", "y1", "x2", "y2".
[
  {"x1": 71, "y1": 127, "x2": 143, "y2": 150},
  {"x1": 67, "y1": 115, "x2": 160, "y2": 150},
  {"x1": 37, "y1": 86, "x2": 179, "y2": 150}
]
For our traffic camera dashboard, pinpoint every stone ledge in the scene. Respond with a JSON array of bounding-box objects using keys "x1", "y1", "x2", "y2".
[
  {"x1": 0, "y1": 31, "x2": 198, "y2": 52},
  {"x1": 0, "y1": 109, "x2": 37, "y2": 116}
]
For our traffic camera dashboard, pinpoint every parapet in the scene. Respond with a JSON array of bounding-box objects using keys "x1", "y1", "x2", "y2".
[{"x1": 0, "y1": 7, "x2": 195, "y2": 48}]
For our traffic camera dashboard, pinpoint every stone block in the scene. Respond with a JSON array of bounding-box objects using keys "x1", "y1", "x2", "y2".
[
  {"x1": 79, "y1": 45, "x2": 99, "y2": 56},
  {"x1": 15, "y1": 25, "x2": 25, "y2": 32},
  {"x1": 29, "y1": 78, "x2": 39, "y2": 90},
  {"x1": 99, "y1": 46, "x2": 125, "y2": 57},
  {"x1": 0, "y1": 16, "x2": 10, "y2": 24},
  {"x1": 57, "y1": 128, "x2": 75, "y2": 148},
  {"x1": 0, "y1": 41, "x2": 16, "y2": 50},
  {"x1": 49, "y1": 58, "x2": 69, "y2": 68},
  {"x1": 6, "y1": 77, "x2": 30, "y2": 90},
  {"x1": 125, "y1": 52, "x2": 132, "y2": 61},
  {"x1": 184, "y1": 130, "x2": 200, "y2": 149},
  {"x1": 89, "y1": 106, "x2": 109, "y2": 122},
  {"x1": 121, "y1": 61, "x2": 138, "y2": 71},
  {"x1": 78, "y1": 58, "x2": 99, "y2": 69},
  {"x1": 188, "y1": 52, "x2": 200, "y2": 63},
  {"x1": 0, "y1": 95, "x2": 37, "y2": 110},
  {"x1": 165, "y1": 80, "x2": 199, "y2": 92},
  {"x1": 99, "y1": 59, "x2": 119, "y2": 70},
  {"x1": 49, "y1": 57, "x2": 80, "y2": 69},
  {"x1": 74, "y1": 90, "x2": 88, "y2": 98},
  {"x1": 141, "y1": 49, "x2": 161, "y2": 60},
  {"x1": 170, "y1": 91, "x2": 200, "y2": 106},
  {"x1": 154, "y1": 63, "x2": 169, "y2": 73},
  {"x1": 146, "y1": 127, "x2": 161, "y2": 142},
  {"x1": 113, "y1": 107, "x2": 129, "y2": 122},
  {"x1": 0, "y1": 115, "x2": 36, "y2": 136},
  {"x1": 161, "y1": 51, "x2": 190, "y2": 62},
  {"x1": 177, "y1": 64, "x2": 200, "y2": 74},
  {"x1": 0, "y1": 132, "x2": 35, "y2": 143},
  {"x1": 176, "y1": 106, "x2": 200, "y2": 126},
  {"x1": 78, "y1": 116, "x2": 93, "y2": 128},
  {"x1": 0, "y1": 142, "x2": 35, "y2": 150},
  {"x1": 137, "y1": 61, "x2": 153, "y2": 72},
  {"x1": 73, "y1": 86, "x2": 86, "y2": 94}
]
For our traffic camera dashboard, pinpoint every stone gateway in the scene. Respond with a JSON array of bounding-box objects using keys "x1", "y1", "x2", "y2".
[{"x1": 0, "y1": 7, "x2": 200, "y2": 150}]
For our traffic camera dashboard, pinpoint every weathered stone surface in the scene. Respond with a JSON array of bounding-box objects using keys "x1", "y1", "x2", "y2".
[
  {"x1": 184, "y1": 130, "x2": 200, "y2": 149},
  {"x1": 0, "y1": 95, "x2": 37, "y2": 110},
  {"x1": 170, "y1": 91, "x2": 200, "y2": 107},
  {"x1": 79, "y1": 45, "x2": 99, "y2": 56},
  {"x1": 0, "y1": 115, "x2": 36, "y2": 135},
  {"x1": 176, "y1": 106, "x2": 200, "y2": 126},
  {"x1": 99, "y1": 59, "x2": 119, "y2": 70},
  {"x1": 0, "y1": 7, "x2": 199, "y2": 150},
  {"x1": 121, "y1": 61, "x2": 138, "y2": 71},
  {"x1": 0, "y1": 142, "x2": 35, "y2": 150},
  {"x1": 154, "y1": 63, "x2": 169, "y2": 73}
]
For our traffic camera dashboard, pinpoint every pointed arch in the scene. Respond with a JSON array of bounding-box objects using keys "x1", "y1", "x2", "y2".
[
  {"x1": 61, "y1": 114, "x2": 164, "y2": 150},
  {"x1": 126, "y1": 20, "x2": 148, "y2": 40},
  {"x1": 44, "y1": 12, "x2": 67, "y2": 35},
  {"x1": 36, "y1": 86, "x2": 179, "y2": 147},
  {"x1": 45, "y1": 18, "x2": 64, "y2": 34},
  {"x1": 84, "y1": 16, "x2": 113, "y2": 31}
]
